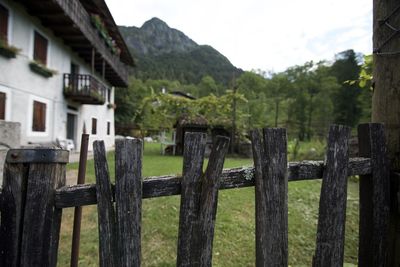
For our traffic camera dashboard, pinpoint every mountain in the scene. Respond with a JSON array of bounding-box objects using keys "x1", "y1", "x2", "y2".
[{"x1": 119, "y1": 18, "x2": 242, "y2": 85}]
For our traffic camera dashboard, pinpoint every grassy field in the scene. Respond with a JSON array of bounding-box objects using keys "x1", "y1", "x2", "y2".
[{"x1": 58, "y1": 142, "x2": 359, "y2": 266}]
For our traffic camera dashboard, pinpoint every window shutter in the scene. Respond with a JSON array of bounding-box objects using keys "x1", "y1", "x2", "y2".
[
  {"x1": 0, "y1": 92, "x2": 5, "y2": 120},
  {"x1": 40, "y1": 102, "x2": 46, "y2": 131},
  {"x1": 0, "y1": 4, "x2": 9, "y2": 42},
  {"x1": 33, "y1": 101, "x2": 46, "y2": 132},
  {"x1": 92, "y1": 118, "x2": 97, "y2": 135},
  {"x1": 34, "y1": 31, "x2": 48, "y2": 65}
]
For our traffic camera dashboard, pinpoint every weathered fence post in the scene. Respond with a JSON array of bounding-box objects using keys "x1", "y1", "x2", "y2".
[
  {"x1": 313, "y1": 125, "x2": 351, "y2": 267},
  {"x1": 93, "y1": 141, "x2": 119, "y2": 267},
  {"x1": 358, "y1": 123, "x2": 390, "y2": 267},
  {"x1": 115, "y1": 138, "x2": 143, "y2": 267},
  {"x1": 0, "y1": 148, "x2": 68, "y2": 267},
  {"x1": 176, "y1": 133, "x2": 230, "y2": 267},
  {"x1": 176, "y1": 132, "x2": 207, "y2": 267},
  {"x1": 251, "y1": 128, "x2": 288, "y2": 267},
  {"x1": 94, "y1": 138, "x2": 144, "y2": 267}
]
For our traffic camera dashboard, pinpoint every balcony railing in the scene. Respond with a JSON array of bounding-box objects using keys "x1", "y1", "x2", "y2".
[
  {"x1": 63, "y1": 74, "x2": 107, "y2": 105},
  {"x1": 13, "y1": 0, "x2": 132, "y2": 87}
]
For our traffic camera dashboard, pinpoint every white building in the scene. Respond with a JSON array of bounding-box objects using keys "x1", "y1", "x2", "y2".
[{"x1": 0, "y1": 0, "x2": 134, "y2": 151}]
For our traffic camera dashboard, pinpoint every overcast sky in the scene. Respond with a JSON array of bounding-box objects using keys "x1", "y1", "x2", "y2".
[{"x1": 105, "y1": 0, "x2": 372, "y2": 72}]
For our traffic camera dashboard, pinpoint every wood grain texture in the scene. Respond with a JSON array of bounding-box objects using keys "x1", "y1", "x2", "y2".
[
  {"x1": 358, "y1": 123, "x2": 390, "y2": 267},
  {"x1": 176, "y1": 132, "x2": 207, "y2": 267},
  {"x1": 115, "y1": 138, "x2": 143, "y2": 267},
  {"x1": 0, "y1": 163, "x2": 28, "y2": 267},
  {"x1": 313, "y1": 125, "x2": 351, "y2": 267},
  {"x1": 19, "y1": 162, "x2": 66, "y2": 267},
  {"x1": 55, "y1": 157, "x2": 372, "y2": 208},
  {"x1": 93, "y1": 141, "x2": 118, "y2": 267},
  {"x1": 198, "y1": 136, "x2": 230, "y2": 266},
  {"x1": 251, "y1": 128, "x2": 288, "y2": 267},
  {"x1": 48, "y1": 164, "x2": 66, "y2": 267}
]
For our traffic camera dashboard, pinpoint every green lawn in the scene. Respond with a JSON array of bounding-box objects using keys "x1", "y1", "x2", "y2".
[{"x1": 59, "y1": 142, "x2": 359, "y2": 266}]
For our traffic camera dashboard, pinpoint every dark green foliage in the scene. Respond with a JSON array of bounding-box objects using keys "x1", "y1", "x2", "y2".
[
  {"x1": 130, "y1": 46, "x2": 242, "y2": 85},
  {"x1": 115, "y1": 48, "x2": 371, "y2": 144},
  {"x1": 330, "y1": 50, "x2": 363, "y2": 127},
  {"x1": 115, "y1": 78, "x2": 151, "y2": 126}
]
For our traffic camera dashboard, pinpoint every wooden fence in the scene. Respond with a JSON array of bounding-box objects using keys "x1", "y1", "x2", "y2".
[{"x1": 0, "y1": 123, "x2": 390, "y2": 266}]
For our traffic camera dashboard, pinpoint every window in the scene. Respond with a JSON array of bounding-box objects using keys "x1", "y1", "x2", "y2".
[
  {"x1": 91, "y1": 118, "x2": 97, "y2": 135},
  {"x1": 107, "y1": 121, "x2": 111, "y2": 135},
  {"x1": 0, "y1": 4, "x2": 9, "y2": 42},
  {"x1": 33, "y1": 31, "x2": 48, "y2": 65},
  {"x1": 32, "y1": 101, "x2": 46, "y2": 132},
  {"x1": 0, "y1": 92, "x2": 5, "y2": 120}
]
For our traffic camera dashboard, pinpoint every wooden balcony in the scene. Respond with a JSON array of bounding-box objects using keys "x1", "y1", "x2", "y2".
[
  {"x1": 63, "y1": 74, "x2": 107, "y2": 105},
  {"x1": 14, "y1": 0, "x2": 134, "y2": 87}
]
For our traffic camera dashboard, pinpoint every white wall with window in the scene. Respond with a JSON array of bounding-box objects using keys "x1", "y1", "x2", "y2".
[
  {"x1": 0, "y1": 1, "x2": 12, "y2": 44},
  {"x1": 0, "y1": 0, "x2": 116, "y2": 150},
  {"x1": 27, "y1": 95, "x2": 51, "y2": 137},
  {"x1": 0, "y1": 85, "x2": 11, "y2": 121}
]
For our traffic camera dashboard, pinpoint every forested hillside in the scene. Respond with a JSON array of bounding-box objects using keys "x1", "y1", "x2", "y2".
[
  {"x1": 116, "y1": 48, "x2": 372, "y2": 141},
  {"x1": 119, "y1": 18, "x2": 242, "y2": 85}
]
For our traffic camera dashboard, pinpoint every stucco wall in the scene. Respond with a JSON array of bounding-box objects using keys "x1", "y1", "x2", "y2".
[{"x1": 0, "y1": 0, "x2": 115, "y2": 151}]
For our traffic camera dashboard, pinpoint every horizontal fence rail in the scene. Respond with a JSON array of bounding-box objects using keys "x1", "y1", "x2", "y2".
[
  {"x1": 55, "y1": 157, "x2": 371, "y2": 208},
  {"x1": 0, "y1": 123, "x2": 390, "y2": 267}
]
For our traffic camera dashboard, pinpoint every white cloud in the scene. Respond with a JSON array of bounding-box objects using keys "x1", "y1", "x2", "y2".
[{"x1": 105, "y1": 0, "x2": 372, "y2": 72}]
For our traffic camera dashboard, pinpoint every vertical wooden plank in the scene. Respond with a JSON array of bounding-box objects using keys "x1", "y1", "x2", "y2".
[
  {"x1": 251, "y1": 128, "x2": 288, "y2": 267},
  {"x1": 313, "y1": 125, "x2": 351, "y2": 267},
  {"x1": 250, "y1": 129, "x2": 265, "y2": 267},
  {"x1": 49, "y1": 163, "x2": 66, "y2": 267},
  {"x1": 1, "y1": 149, "x2": 67, "y2": 267},
  {"x1": 176, "y1": 132, "x2": 207, "y2": 267},
  {"x1": 93, "y1": 141, "x2": 118, "y2": 267},
  {"x1": 198, "y1": 136, "x2": 230, "y2": 266},
  {"x1": 358, "y1": 123, "x2": 390, "y2": 267},
  {"x1": 0, "y1": 162, "x2": 28, "y2": 267},
  {"x1": 115, "y1": 138, "x2": 143, "y2": 267},
  {"x1": 19, "y1": 163, "x2": 65, "y2": 267}
]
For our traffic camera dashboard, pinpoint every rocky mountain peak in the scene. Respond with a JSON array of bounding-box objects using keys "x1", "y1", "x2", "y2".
[
  {"x1": 119, "y1": 18, "x2": 242, "y2": 85},
  {"x1": 120, "y1": 17, "x2": 197, "y2": 56}
]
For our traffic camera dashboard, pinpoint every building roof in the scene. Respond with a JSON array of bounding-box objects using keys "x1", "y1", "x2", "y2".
[
  {"x1": 169, "y1": 91, "x2": 196, "y2": 100},
  {"x1": 80, "y1": 0, "x2": 134, "y2": 67},
  {"x1": 14, "y1": 0, "x2": 134, "y2": 87}
]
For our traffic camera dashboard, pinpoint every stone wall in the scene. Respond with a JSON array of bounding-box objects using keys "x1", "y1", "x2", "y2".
[{"x1": 0, "y1": 121, "x2": 21, "y2": 183}]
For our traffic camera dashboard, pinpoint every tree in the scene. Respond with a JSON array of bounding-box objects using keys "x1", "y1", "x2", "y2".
[
  {"x1": 330, "y1": 50, "x2": 363, "y2": 127},
  {"x1": 266, "y1": 73, "x2": 292, "y2": 127},
  {"x1": 115, "y1": 78, "x2": 150, "y2": 127},
  {"x1": 348, "y1": 55, "x2": 373, "y2": 124},
  {"x1": 284, "y1": 61, "x2": 340, "y2": 140},
  {"x1": 236, "y1": 71, "x2": 269, "y2": 128},
  {"x1": 197, "y1": 75, "x2": 220, "y2": 97}
]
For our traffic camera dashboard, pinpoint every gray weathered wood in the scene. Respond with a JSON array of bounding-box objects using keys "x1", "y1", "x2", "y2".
[
  {"x1": 0, "y1": 162, "x2": 28, "y2": 267},
  {"x1": 251, "y1": 128, "x2": 288, "y2": 267},
  {"x1": 0, "y1": 149, "x2": 67, "y2": 267},
  {"x1": 198, "y1": 136, "x2": 230, "y2": 266},
  {"x1": 313, "y1": 125, "x2": 351, "y2": 267},
  {"x1": 115, "y1": 138, "x2": 143, "y2": 267},
  {"x1": 54, "y1": 157, "x2": 372, "y2": 208},
  {"x1": 19, "y1": 161, "x2": 66, "y2": 266},
  {"x1": 20, "y1": 164, "x2": 65, "y2": 267},
  {"x1": 358, "y1": 123, "x2": 390, "y2": 267},
  {"x1": 93, "y1": 141, "x2": 118, "y2": 267},
  {"x1": 176, "y1": 132, "x2": 207, "y2": 267},
  {"x1": 49, "y1": 164, "x2": 66, "y2": 267}
]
